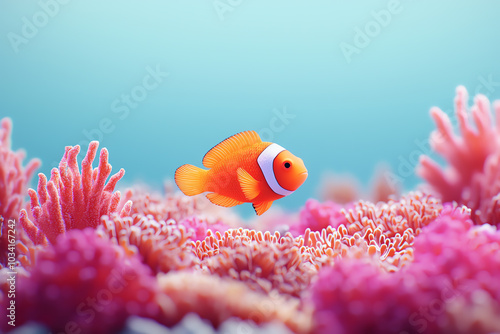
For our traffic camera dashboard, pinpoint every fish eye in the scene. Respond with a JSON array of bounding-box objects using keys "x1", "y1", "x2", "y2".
[{"x1": 284, "y1": 161, "x2": 291, "y2": 169}]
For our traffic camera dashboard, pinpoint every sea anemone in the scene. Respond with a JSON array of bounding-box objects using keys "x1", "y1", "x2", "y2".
[
  {"x1": 19, "y1": 141, "x2": 132, "y2": 245},
  {"x1": 17, "y1": 228, "x2": 159, "y2": 334},
  {"x1": 193, "y1": 228, "x2": 318, "y2": 297},
  {"x1": 98, "y1": 213, "x2": 198, "y2": 274},
  {"x1": 417, "y1": 85, "x2": 500, "y2": 225}
]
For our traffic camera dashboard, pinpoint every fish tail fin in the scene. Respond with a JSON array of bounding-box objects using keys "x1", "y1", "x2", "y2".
[{"x1": 175, "y1": 164, "x2": 209, "y2": 196}]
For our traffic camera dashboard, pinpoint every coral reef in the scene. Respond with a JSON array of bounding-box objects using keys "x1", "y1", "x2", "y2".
[
  {"x1": 5, "y1": 87, "x2": 500, "y2": 334},
  {"x1": 19, "y1": 141, "x2": 132, "y2": 245},
  {"x1": 310, "y1": 206, "x2": 500, "y2": 334},
  {"x1": 16, "y1": 229, "x2": 159, "y2": 334},
  {"x1": 418, "y1": 85, "x2": 500, "y2": 225}
]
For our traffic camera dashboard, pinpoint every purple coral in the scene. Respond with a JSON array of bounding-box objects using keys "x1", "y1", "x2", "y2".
[
  {"x1": 17, "y1": 228, "x2": 160, "y2": 334},
  {"x1": 19, "y1": 141, "x2": 132, "y2": 245},
  {"x1": 417, "y1": 85, "x2": 500, "y2": 225}
]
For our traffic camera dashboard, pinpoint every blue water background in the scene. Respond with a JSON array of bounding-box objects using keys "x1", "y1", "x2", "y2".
[{"x1": 1, "y1": 1, "x2": 500, "y2": 217}]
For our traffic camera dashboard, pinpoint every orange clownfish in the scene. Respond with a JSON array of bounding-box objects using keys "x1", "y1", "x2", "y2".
[{"x1": 175, "y1": 131, "x2": 308, "y2": 215}]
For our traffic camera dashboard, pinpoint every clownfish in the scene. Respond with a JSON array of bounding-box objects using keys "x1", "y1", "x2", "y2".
[{"x1": 175, "y1": 130, "x2": 308, "y2": 215}]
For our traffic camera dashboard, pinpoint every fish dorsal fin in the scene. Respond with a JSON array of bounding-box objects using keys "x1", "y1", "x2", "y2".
[
  {"x1": 203, "y1": 131, "x2": 262, "y2": 168},
  {"x1": 237, "y1": 168, "x2": 260, "y2": 201},
  {"x1": 253, "y1": 201, "x2": 273, "y2": 216},
  {"x1": 206, "y1": 193, "x2": 244, "y2": 208}
]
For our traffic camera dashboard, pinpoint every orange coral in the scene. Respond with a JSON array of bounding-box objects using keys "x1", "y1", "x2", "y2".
[
  {"x1": 156, "y1": 272, "x2": 312, "y2": 334},
  {"x1": 193, "y1": 228, "x2": 318, "y2": 297},
  {"x1": 98, "y1": 214, "x2": 198, "y2": 274}
]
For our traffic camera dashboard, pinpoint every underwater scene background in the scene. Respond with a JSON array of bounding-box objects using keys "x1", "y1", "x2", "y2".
[{"x1": 2, "y1": 1, "x2": 500, "y2": 334}]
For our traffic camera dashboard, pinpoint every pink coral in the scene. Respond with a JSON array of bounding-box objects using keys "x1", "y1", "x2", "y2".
[
  {"x1": 19, "y1": 141, "x2": 132, "y2": 245},
  {"x1": 417, "y1": 85, "x2": 500, "y2": 225},
  {"x1": 291, "y1": 192, "x2": 443, "y2": 271},
  {"x1": 98, "y1": 213, "x2": 198, "y2": 274},
  {"x1": 310, "y1": 207, "x2": 500, "y2": 334},
  {"x1": 0, "y1": 117, "x2": 40, "y2": 221},
  {"x1": 17, "y1": 228, "x2": 160, "y2": 334},
  {"x1": 291, "y1": 199, "x2": 348, "y2": 237},
  {"x1": 178, "y1": 215, "x2": 230, "y2": 241}
]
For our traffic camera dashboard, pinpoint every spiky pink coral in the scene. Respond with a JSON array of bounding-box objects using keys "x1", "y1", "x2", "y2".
[
  {"x1": 19, "y1": 141, "x2": 132, "y2": 245},
  {"x1": 17, "y1": 228, "x2": 160, "y2": 334},
  {"x1": 417, "y1": 85, "x2": 500, "y2": 225},
  {"x1": 310, "y1": 207, "x2": 500, "y2": 334},
  {"x1": 98, "y1": 213, "x2": 198, "y2": 274},
  {"x1": 0, "y1": 117, "x2": 40, "y2": 221}
]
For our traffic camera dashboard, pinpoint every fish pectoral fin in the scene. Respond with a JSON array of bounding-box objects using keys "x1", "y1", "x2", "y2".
[
  {"x1": 202, "y1": 131, "x2": 262, "y2": 168},
  {"x1": 252, "y1": 201, "x2": 273, "y2": 216},
  {"x1": 237, "y1": 168, "x2": 260, "y2": 201},
  {"x1": 206, "y1": 193, "x2": 243, "y2": 208}
]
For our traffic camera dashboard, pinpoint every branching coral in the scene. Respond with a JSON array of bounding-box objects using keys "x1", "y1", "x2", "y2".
[
  {"x1": 19, "y1": 141, "x2": 132, "y2": 245},
  {"x1": 0, "y1": 117, "x2": 40, "y2": 221},
  {"x1": 310, "y1": 206, "x2": 500, "y2": 334},
  {"x1": 156, "y1": 272, "x2": 312, "y2": 334},
  {"x1": 17, "y1": 228, "x2": 160, "y2": 334},
  {"x1": 193, "y1": 228, "x2": 319, "y2": 298},
  {"x1": 98, "y1": 213, "x2": 198, "y2": 274},
  {"x1": 417, "y1": 85, "x2": 500, "y2": 225}
]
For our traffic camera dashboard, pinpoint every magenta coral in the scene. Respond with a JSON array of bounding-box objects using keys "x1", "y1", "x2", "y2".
[
  {"x1": 310, "y1": 206, "x2": 500, "y2": 334},
  {"x1": 417, "y1": 86, "x2": 500, "y2": 225},
  {"x1": 17, "y1": 228, "x2": 160, "y2": 334},
  {"x1": 291, "y1": 199, "x2": 348, "y2": 237},
  {"x1": 0, "y1": 117, "x2": 40, "y2": 221},
  {"x1": 19, "y1": 141, "x2": 132, "y2": 245},
  {"x1": 98, "y1": 213, "x2": 198, "y2": 274},
  {"x1": 178, "y1": 215, "x2": 230, "y2": 241}
]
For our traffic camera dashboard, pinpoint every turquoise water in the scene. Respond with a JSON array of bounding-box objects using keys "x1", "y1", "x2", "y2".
[{"x1": 1, "y1": 1, "x2": 500, "y2": 217}]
